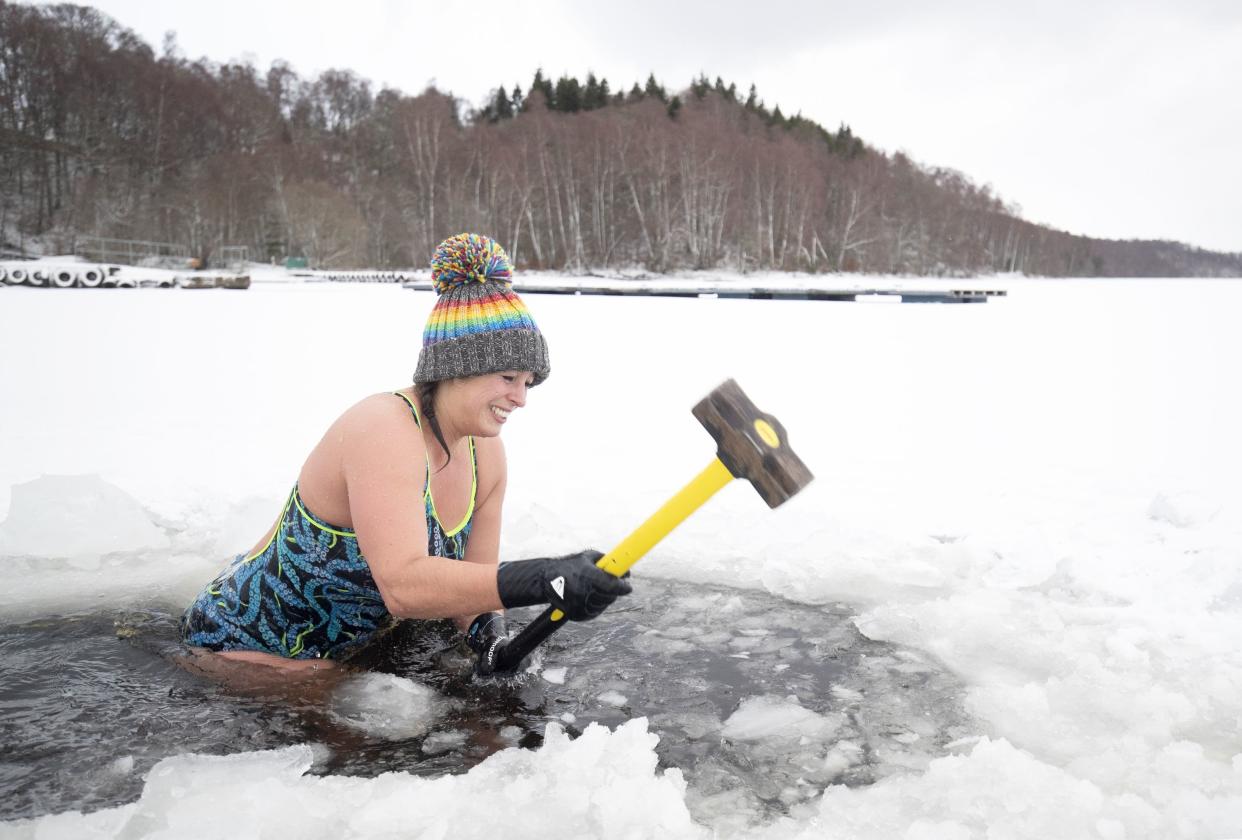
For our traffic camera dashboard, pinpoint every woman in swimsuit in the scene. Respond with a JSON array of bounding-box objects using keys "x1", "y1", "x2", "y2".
[{"x1": 181, "y1": 233, "x2": 630, "y2": 674}]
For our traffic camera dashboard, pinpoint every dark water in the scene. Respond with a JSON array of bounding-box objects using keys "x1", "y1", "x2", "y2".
[{"x1": 0, "y1": 580, "x2": 972, "y2": 826}]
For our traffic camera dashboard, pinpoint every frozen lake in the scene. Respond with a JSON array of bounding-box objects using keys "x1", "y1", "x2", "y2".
[{"x1": 1, "y1": 278, "x2": 1240, "y2": 838}]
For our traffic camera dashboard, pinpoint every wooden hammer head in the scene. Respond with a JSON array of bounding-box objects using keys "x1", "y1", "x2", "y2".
[{"x1": 692, "y1": 379, "x2": 814, "y2": 508}]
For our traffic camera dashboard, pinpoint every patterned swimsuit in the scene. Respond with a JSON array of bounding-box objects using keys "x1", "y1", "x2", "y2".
[{"x1": 181, "y1": 392, "x2": 475, "y2": 659}]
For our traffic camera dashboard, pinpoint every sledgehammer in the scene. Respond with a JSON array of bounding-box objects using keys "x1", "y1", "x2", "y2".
[{"x1": 491, "y1": 379, "x2": 814, "y2": 673}]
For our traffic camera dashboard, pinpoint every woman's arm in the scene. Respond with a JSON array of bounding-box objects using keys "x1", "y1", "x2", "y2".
[{"x1": 340, "y1": 396, "x2": 504, "y2": 619}]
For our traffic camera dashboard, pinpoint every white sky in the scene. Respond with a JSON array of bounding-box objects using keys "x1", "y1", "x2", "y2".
[{"x1": 63, "y1": 0, "x2": 1242, "y2": 254}]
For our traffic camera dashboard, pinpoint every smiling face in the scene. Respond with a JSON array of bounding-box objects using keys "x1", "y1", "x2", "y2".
[{"x1": 438, "y1": 370, "x2": 534, "y2": 438}]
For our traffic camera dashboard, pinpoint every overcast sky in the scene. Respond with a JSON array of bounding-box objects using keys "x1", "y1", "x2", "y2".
[{"x1": 71, "y1": 0, "x2": 1242, "y2": 253}]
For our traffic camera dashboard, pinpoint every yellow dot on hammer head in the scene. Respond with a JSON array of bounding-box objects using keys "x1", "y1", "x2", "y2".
[{"x1": 753, "y1": 419, "x2": 781, "y2": 448}]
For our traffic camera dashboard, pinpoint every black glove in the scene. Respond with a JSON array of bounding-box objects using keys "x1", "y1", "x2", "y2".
[
  {"x1": 466, "y1": 612, "x2": 511, "y2": 676},
  {"x1": 496, "y1": 550, "x2": 632, "y2": 621}
]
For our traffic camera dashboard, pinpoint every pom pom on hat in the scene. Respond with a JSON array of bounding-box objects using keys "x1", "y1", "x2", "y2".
[{"x1": 431, "y1": 232, "x2": 513, "y2": 293}]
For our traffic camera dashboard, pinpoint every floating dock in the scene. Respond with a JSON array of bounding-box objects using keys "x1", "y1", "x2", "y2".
[
  {"x1": 306, "y1": 271, "x2": 409, "y2": 283},
  {"x1": 401, "y1": 279, "x2": 1006, "y2": 304}
]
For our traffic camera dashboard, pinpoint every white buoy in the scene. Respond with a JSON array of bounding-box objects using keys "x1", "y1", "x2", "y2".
[
  {"x1": 52, "y1": 268, "x2": 76, "y2": 288},
  {"x1": 78, "y1": 267, "x2": 103, "y2": 287},
  {"x1": 28, "y1": 269, "x2": 47, "y2": 287},
  {"x1": 0, "y1": 266, "x2": 8, "y2": 283},
  {"x1": 8, "y1": 267, "x2": 27, "y2": 284}
]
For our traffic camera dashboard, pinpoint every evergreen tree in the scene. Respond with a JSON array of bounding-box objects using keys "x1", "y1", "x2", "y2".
[
  {"x1": 583, "y1": 73, "x2": 599, "y2": 109},
  {"x1": 745, "y1": 84, "x2": 758, "y2": 110},
  {"x1": 832, "y1": 123, "x2": 850, "y2": 153},
  {"x1": 554, "y1": 74, "x2": 582, "y2": 112},
  {"x1": 583, "y1": 72, "x2": 607, "y2": 110},
  {"x1": 485, "y1": 84, "x2": 513, "y2": 122},
  {"x1": 691, "y1": 73, "x2": 710, "y2": 99},
  {"x1": 822, "y1": 123, "x2": 865, "y2": 158},
  {"x1": 628, "y1": 82, "x2": 644, "y2": 102},
  {"x1": 644, "y1": 73, "x2": 667, "y2": 102},
  {"x1": 666, "y1": 95, "x2": 682, "y2": 119},
  {"x1": 529, "y1": 69, "x2": 554, "y2": 109},
  {"x1": 511, "y1": 84, "x2": 524, "y2": 114}
]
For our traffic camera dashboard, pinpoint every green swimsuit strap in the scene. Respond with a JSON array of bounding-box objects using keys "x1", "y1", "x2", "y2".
[{"x1": 391, "y1": 392, "x2": 478, "y2": 530}]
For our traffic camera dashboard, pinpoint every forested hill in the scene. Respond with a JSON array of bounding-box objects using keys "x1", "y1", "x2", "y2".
[{"x1": 2, "y1": 4, "x2": 1239, "y2": 277}]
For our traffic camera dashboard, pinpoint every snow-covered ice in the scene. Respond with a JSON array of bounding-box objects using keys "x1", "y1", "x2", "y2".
[
  {"x1": 1, "y1": 721, "x2": 697, "y2": 840},
  {"x1": 2, "y1": 277, "x2": 1241, "y2": 838}
]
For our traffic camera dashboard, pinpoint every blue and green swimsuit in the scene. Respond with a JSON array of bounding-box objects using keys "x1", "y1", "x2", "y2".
[{"x1": 181, "y1": 392, "x2": 476, "y2": 660}]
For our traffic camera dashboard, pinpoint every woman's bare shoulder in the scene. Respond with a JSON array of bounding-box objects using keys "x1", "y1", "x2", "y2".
[
  {"x1": 333, "y1": 391, "x2": 424, "y2": 453},
  {"x1": 340, "y1": 390, "x2": 415, "y2": 423},
  {"x1": 299, "y1": 391, "x2": 421, "y2": 524}
]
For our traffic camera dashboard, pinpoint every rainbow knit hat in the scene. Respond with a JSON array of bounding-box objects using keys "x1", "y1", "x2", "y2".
[{"x1": 414, "y1": 233, "x2": 550, "y2": 385}]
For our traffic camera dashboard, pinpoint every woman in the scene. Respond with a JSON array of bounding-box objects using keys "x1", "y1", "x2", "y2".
[{"x1": 181, "y1": 233, "x2": 630, "y2": 674}]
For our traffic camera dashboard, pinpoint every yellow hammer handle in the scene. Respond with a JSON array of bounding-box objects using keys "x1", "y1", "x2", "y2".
[{"x1": 549, "y1": 457, "x2": 735, "y2": 621}]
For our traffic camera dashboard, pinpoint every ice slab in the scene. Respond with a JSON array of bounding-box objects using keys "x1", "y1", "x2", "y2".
[
  {"x1": 721, "y1": 695, "x2": 843, "y2": 743},
  {"x1": 329, "y1": 672, "x2": 445, "y2": 740},
  {"x1": 1147, "y1": 491, "x2": 1220, "y2": 529},
  {"x1": 0, "y1": 475, "x2": 168, "y2": 558}
]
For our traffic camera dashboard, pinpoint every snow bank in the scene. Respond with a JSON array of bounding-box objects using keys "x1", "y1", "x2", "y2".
[
  {"x1": 779, "y1": 737, "x2": 1173, "y2": 840},
  {"x1": 2, "y1": 720, "x2": 702, "y2": 840}
]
